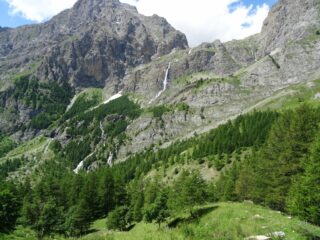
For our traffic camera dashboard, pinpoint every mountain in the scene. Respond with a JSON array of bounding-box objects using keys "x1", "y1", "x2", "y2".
[
  {"x1": 0, "y1": 0, "x2": 187, "y2": 138},
  {"x1": 1, "y1": 0, "x2": 320, "y2": 238},
  {"x1": 0, "y1": 0, "x2": 319, "y2": 167},
  {"x1": 0, "y1": 0, "x2": 187, "y2": 89},
  {"x1": 112, "y1": 0, "x2": 320, "y2": 158}
]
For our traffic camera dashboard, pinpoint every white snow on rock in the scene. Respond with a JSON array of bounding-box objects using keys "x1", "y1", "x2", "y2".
[
  {"x1": 104, "y1": 90, "x2": 123, "y2": 104},
  {"x1": 73, "y1": 161, "x2": 84, "y2": 174}
]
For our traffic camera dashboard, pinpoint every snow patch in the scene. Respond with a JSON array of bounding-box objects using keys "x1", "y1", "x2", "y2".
[
  {"x1": 66, "y1": 94, "x2": 79, "y2": 112},
  {"x1": 104, "y1": 90, "x2": 123, "y2": 104},
  {"x1": 73, "y1": 161, "x2": 84, "y2": 174}
]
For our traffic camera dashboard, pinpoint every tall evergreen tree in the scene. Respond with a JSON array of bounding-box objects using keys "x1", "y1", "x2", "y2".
[
  {"x1": 288, "y1": 135, "x2": 320, "y2": 225},
  {"x1": 0, "y1": 181, "x2": 21, "y2": 233}
]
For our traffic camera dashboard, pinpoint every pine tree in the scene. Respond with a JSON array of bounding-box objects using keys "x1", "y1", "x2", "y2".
[
  {"x1": 288, "y1": 136, "x2": 320, "y2": 225},
  {"x1": 145, "y1": 191, "x2": 169, "y2": 228},
  {"x1": 98, "y1": 171, "x2": 115, "y2": 215},
  {"x1": 0, "y1": 181, "x2": 21, "y2": 233}
]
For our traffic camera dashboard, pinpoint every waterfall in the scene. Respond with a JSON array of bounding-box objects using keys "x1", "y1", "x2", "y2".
[
  {"x1": 100, "y1": 121, "x2": 106, "y2": 140},
  {"x1": 149, "y1": 63, "x2": 171, "y2": 104},
  {"x1": 107, "y1": 153, "x2": 113, "y2": 167}
]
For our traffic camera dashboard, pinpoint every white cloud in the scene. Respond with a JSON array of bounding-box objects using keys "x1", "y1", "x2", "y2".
[
  {"x1": 5, "y1": 0, "x2": 270, "y2": 46},
  {"x1": 122, "y1": 0, "x2": 270, "y2": 46},
  {"x1": 5, "y1": 0, "x2": 76, "y2": 22}
]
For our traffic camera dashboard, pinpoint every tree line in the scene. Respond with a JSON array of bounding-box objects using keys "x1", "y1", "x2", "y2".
[{"x1": 1, "y1": 104, "x2": 320, "y2": 239}]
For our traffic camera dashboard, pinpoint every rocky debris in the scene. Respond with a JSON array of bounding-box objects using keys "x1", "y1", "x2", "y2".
[
  {"x1": 246, "y1": 235, "x2": 270, "y2": 240},
  {"x1": 270, "y1": 231, "x2": 286, "y2": 238},
  {"x1": 246, "y1": 231, "x2": 286, "y2": 240},
  {"x1": 253, "y1": 214, "x2": 264, "y2": 220},
  {"x1": 314, "y1": 93, "x2": 320, "y2": 99}
]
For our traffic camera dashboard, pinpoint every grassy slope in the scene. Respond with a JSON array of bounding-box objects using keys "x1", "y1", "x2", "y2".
[
  {"x1": 254, "y1": 79, "x2": 320, "y2": 111},
  {"x1": 79, "y1": 202, "x2": 320, "y2": 240}
]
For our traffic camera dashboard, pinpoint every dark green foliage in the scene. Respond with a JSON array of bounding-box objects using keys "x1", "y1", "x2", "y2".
[
  {"x1": 149, "y1": 105, "x2": 171, "y2": 119},
  {"x1": 0, "y1": 133, "x2": 16, "y2": 158},
  {"x1": 218, "y1": 104, "x2": 320, "y2": 224},
  {"x1": 127, "y1": 179, "x2": 144, "y2": 222},
  {"x1": 105, "y1": 119, "x2": 128, "y2": 139},
  {"x1": 72, "y1": 95, "x2": 140, "y2": 127},
  {"x1": 4, "y1": 102, "x2": 320, "y2": 239},
  {"x1": 253, "y1": 105, "x2": 318, "y2": 210},
  {"x1": 22, "y1": 198, "x2": 63, "y2": 239},
  {"x1": 64, "y1": 205, "x2": 90, "y2": 237},
  {"x1": 58, "y1": 96, "x2": 139, "y2": 148},
  {"x1": 169, "y1": 171, "x2": 207, "y2": 215},
  {"x1": 268, "y1": 55, "x2": 281, "y2": 69},
  {"x1": 288, "y1": 135, "x2": 320, "y2": 225},
  {"x1": 176, "y1": 103, "x2": 190, "y2": 112},
  {"x1": 0, "y1": 158, "x2": 22, "y2": 179},
  {"x1": 115, "y1": 111, "x2": 277, "y2": 184},
  {"x1": 107, "y1": 206, "x2": 131, "y2": 231},
  {"x1": 216, "y1": 162, "x2": 240, "y2": 201},
  {"x1": 64, "y1": 92, "x2": 101, "y2": 120},
  {"x1": 0, "y1": 181, "x2": 21, "y2": 233},
  {"x1": 192, "y1": 111, "x2": 278, "y2": 161},
  {"x1": 64, "y1": 139, "x2": 92, "y2": 168},
  {"x1": 49, "y1": 140, "x2": 62, "y2": 154},
  {"x1": 17, "y1": 165, "x2": 126, "y2": 237},
  {"x1": 145, "y1": 191, "x2": 169, "y2": 227},
  {"x1": 4, "y1": 75, "x2": 73, "y2": 130}
]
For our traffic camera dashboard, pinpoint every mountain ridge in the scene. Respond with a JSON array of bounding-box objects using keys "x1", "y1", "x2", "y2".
[{"x1": 1, "y1": 0, "x2": 320, "y2": 170}]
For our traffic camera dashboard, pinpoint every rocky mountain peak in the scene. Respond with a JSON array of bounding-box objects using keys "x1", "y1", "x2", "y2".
[{"x1": 0, "y1": 0, "x2": 188, "y2": 89}]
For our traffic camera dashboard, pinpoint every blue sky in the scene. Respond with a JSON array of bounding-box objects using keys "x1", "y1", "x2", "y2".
[
  {"x1": 0, "y1": 0, "x2": 35, "y2": 27},
  {"x1": 0, "y1": 0, "x2": 278, "y2": 46}
]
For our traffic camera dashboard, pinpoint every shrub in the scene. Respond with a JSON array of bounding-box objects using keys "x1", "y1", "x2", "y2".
[{"x1": 107, "y1": 206, "x2": 130, "y2": 231}]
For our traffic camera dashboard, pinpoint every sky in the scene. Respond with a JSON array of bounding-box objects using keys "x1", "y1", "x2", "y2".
[{"x1": 0, "y1": 0, "x2": 277, "y2": 46}]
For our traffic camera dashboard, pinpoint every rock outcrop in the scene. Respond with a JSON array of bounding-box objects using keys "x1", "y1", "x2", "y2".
[
  {"x1": 0, "y1": 0, "x2": 188, "y2": 89},
  {"x1": 1, "y1": 0, "x2": 320, "y2": 164},
  {"x1": 257, "y1": 0, "x2": 320, "y2": 57}
]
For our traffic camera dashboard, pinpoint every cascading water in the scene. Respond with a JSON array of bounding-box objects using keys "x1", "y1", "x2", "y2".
[
  {"x1": 149, "y1": 63, "x2": 171, "y2": 104},
  {"x1": 100, "y1": 121, "x2": 106, "y2": 140},
  {"x1": 107, "y1": 153, "x2": 113, "y2": 166}
]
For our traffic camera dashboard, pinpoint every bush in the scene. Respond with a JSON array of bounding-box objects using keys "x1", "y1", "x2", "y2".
[
  {"x1": 107, "y1": 206, "x2": 130, "y2": 231},
  {"x1": 149, "y1": 105, "x2": 171, "y2": 119}
]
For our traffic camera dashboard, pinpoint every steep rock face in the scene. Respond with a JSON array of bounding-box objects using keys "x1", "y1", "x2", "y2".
[
  {"x1": 0, "y1": 0, "x2": 188, "y2": 88},
  {"x1": 112, "y1": 0, "x2": 320, "y2": 158},
  {"x1": 122, "y1": 38, "x2": 258, "y2": 102},
  {"x1": 0, "y1": 0, "x2": 188, "y2": 138},
  {"x1": 257, "y1": 0, "x2": 320, "y2": 57}
]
